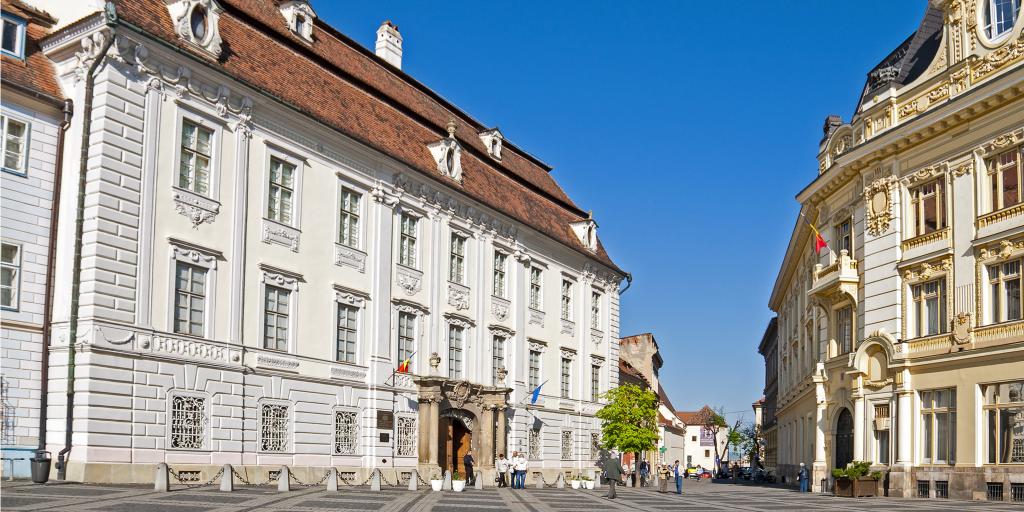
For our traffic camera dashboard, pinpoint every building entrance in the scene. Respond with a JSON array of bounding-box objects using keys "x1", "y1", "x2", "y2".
[
  {"x1": 442, "y1": 417, "x2": 473, "y2": 477},
  {"x1": 834, "y1": 408, "x2": 853, "y2": 470}
]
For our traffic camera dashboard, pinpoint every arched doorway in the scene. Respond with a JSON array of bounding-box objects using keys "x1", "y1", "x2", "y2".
[
  {"x1": 834, "y1": 408, "x2": 853, "y2": 470},
  {"x1": 439, "y1": 411, "x2": 474, "y2": 477}
]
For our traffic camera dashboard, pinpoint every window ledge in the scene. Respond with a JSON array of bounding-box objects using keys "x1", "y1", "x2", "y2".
[
  {"x1": 978, "y1": 203, "x2": 1024, "y2": 228},
  {"x1": 334, "y1": 243, "x2": 366, "y2": 272},
  {"x1": 172, "y1": 187, "x2": 221, "y2": 228},
  {"x1": 2, "y1": 167, "x2": 27, "y2": 177},
  {"x1": 973, "y1": 319, "x2": 1024, "y2": 344},
  {"x1": 901, "y1": 228, "x2": 949, "y2": 252},
  {"x1": 261, "y1": 218, "x2": 300, "y2": 252}
]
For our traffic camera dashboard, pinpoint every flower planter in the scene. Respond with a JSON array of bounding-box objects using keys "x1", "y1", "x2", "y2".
[
  {"x1": 834, "y1": 477, "x2": 853, "y2": 497},
  {"x1": 570, "y1": 480, "x2": 581, "y2": 489},
  {"x1": 834, "y1": 477, "x2": 878, "y2": 497},
  {"x1": 583, "y1": 480, "x2": 595, "y2": 490},
  {"x1": 452, "y1": 480, "x2": 466, "y2": 492},
  {"x1": 430, "y1": 479, "x2": 443, "y2": 492}
]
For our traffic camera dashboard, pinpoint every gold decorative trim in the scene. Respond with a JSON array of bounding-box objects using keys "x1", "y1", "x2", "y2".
[
  {"x1": 972, "y1": 31, "x2": 1024, "y2": 82},
  {"x1": 902, "y1": 333, "x2": 952, "y2": 356},
  {"x1": 973, "y1": 320, "x2": 1024, "y2": 344},
  {"x1": 978, "y1": 203, "x2": 1024, "y2": 228},
  {"x1": 901, "y1": 255, "x2": 954, "y2": 340},
  {"x1": 901, "y1": 228, "x2": 950, "y2": 251}
]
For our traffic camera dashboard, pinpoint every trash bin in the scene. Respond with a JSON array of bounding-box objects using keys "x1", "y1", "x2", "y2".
[{"x1": 30, "y1": 451, "x2": 51, "y2": 484}]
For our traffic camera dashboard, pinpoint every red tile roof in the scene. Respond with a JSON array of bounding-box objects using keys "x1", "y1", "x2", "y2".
[
  {"x1": 110, "y1": 0, "x2": 622, "y2": 272},
  {"x1": 675, "y1": 405, "x2": 714, "y2": 426},
  {"x1": 1, "y1": 0, "x2": 63, "y2": 103}
]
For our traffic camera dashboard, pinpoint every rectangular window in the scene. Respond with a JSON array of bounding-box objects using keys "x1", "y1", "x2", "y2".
[
  {"x1": 989, "y1": 148, "x2": 1022, "y2": 212},
  {"x1": 492, "y1": 335, "x2": 505, "y2": 386},
  {"x1": 399, "y1": 214, "x2": 417, "y2": 267},
  {"x1": 561, "y1": 279, "x2": 573, "y2": 320},
  {"x1": 267, "y1": 157, "x2": 296, "y2": 224},
  {"x1": 448, "y1": 325, "x2": 464, "y2": 380},
  {"x1": 590, "y1": 291, "x2": 601, "y2": 330},
  {"x1": 912, "y1": 279, "x2": 947, "y2": 337},
  {"x1": 0, "y1": 243, "x2": 21, "y2": 309},
  {"x1": 169, "y1": 395, "x2": 206, "y2": 449},
  {"x1": 1, "y1": 115, "x2": 27, "y2": 174},
  {"x1": 338, "y1": 187, "x2": 361, "y2": 248},
  {"x1": 449, "y1": 234, "x2": 466, "y2": 284},
  {"x1": 877, "y1": 429, "x2": 890, "y2": 465},
  {"x1": 836, "y1": 305, "x2": 853, "y2": 354},
  {"x1": 560, "y1": 357, "x2": 571, "y2": 398},
  {"x1": 336, "y1": 304, "x2": 358, "y2": 363},
  {"x1": 920, "y1": 388, "x2": 956, "y2": 465},
  {"x1": 263, "y1": 285, "x2": 290, "y2": 351},
  {"x1": 835, "y1": 218, "x2": 852, "y2": 254},
  {"x1": 493, "y1": 251, "x2": 507, "y2": 298},
  {"x1": 529, "y1": 267, "x2": 542, "y2": 309},
  {"x1": 989, "y1": 260, "x2": 1022, "y2": 324},
  {"x1": 982, "y1": 380, "x2": 1024, "y2": 465},
  {"x1": 398, "y1": 312, "x2": 416, "y2": 364},
  {"x1": 591, "y1": 364, "x2": 600, "y2": 401},
  {"x1": 528, "y1": 350, "x2": 541, "y2": 390},
  {"x1": 259, "y1": 403, "x2": 289, "y2": 452},
  {"x1": 178, "y1": 120, "x2": 213, "y2": 195},
  {"x1": 334, "y1": 410, "x2": 358, "y2": 455},
  {"x1": 561, "y1": 430, "x2": 573, "y2": 460},
  {"x1": 1, "y1": 16, "x2": 24, "y2": 58},
  {"x1": 174, "y1": 262, "x2": 207, "y2": 336},
  {"x1": 910, "y1": 180, "x2": 945, "y2": 237}
]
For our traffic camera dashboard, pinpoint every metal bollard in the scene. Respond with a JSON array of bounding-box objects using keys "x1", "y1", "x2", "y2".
[
  {"x1": 408, "y1": 469, "x2": 418, "y2": 491},
  {"x1": 555, "y1": 472, "x2": 564, "y2": 489},
  {"x1": 370, "y1": 468, "x2": 381, "y2": 491},
  {"x1": 327, "y1": 468, "x2": 339, "y2": 491},
  {"x1": 154, "y1": 463, "x2": 169, "y2": 492},
  {"x1": 535, "y1": 472, "x2": 544, "y2": 489},
  {"x1": 220, "y1": 464, "x2": 233, "y2": 492},
  {"x1": 278, "y1": 466, "x2": 291, "y2": 492}
]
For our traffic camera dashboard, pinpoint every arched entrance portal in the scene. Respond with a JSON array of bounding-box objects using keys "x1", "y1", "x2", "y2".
[
  {"x1": 442, "y1": 415, "x2": 473, "y2": 477},
  {"x1": 834, "y1": 408, "x2": 853, "y2": 470}
]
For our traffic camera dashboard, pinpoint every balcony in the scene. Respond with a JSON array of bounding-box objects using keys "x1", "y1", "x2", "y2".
[{"x1": 807, "y1": 249, "x2": 859, "y2": 303}]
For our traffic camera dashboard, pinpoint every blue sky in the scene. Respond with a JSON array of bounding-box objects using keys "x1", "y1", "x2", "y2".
[{"x1": 319, "y1": 1, "x2": 926, "y2": 423}]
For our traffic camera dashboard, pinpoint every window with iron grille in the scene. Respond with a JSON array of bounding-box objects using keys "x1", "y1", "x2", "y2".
[
  {"x1": 179, "y1": 120, "x2": 213, "y2": 195},
  {"x1": 936, "y1": 481, "x2": 949, "y2": 499},
  {"x1": 528, "y1": 427, "x2": 541, "y2": 460},
  {"x1": 492, "y1": 335, "x2": 505, "y2": 385},
  {"x1": 561, "y1": 430, "x2": 573, "y2": 460},
  {"x1": 448, "y1": 325, "x2": 464, "y2": 380},
  {"x1": 169, "y1": 395, "x2": 206, "y2": 450},
  {"x1": 396, "y1": 416, "x2": 416, "y2": 456},
  {"x1": 1011, "y1": 482, "x2": 1024, "y2": 502},
  {"x1": 334, "y1": 410, "x2": 358, "y2": 455},
  {"x1": 529, "y1": 267, "x2": 542, "y2": 309},
  {"x1": 988, "y1": 482, "x2": 1004, "y2": 501},
  {"x1": 267, "y1": 157, "x2": 296, "y2": 224},
  {"x1": 917, "y1": 480, "x2": 930, "y2": 498},
  {"x1": 264, "y1": 285, "x2": 290, "y2": 351},
  {"x1": 339, "y1": 187, "x2": 361, "y2": 248},
  {"x1": 260, "y1": 403, "x2": 289, "y2": 452},
  {"x1": 174, "y1": 262, "x2": 207, "y2": 336},
  {"x1": 336, "y1": 304, "x2": 358, "y2": 363}
]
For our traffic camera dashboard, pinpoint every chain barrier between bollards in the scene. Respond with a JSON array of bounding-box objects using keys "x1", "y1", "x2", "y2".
[{"x1": 167, "y1": 466, "x2": 224, "y2": 489}]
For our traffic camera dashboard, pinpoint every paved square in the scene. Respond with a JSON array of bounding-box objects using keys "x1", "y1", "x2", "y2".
[{"x1": 2, "y1": 480, "x2": 1022, "y2": 511}]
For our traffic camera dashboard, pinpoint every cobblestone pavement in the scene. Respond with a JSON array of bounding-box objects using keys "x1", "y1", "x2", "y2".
[{"x1": 2, "y1": 479, "x2": 1022, "y2": 511}]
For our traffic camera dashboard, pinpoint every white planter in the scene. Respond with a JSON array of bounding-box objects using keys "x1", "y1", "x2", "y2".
[
  {"x1": 583, "y1": 480, "x2": 595, "y2": 490},
  {"x1": 570, "y1": 480, "x2": 581, "y2": 489},
  {"x1": 452, "y1": 480, "x2": 466, "y2": 492},
  {"x1": 431, "y1": 480, "x2": 443, "y2": 492}
]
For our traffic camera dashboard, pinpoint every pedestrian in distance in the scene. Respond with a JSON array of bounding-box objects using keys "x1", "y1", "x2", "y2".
[
  {"x1": 602, "y1": 455, "x2": 623, "y2": 499},
  {"x1": 798, "y1": 462, "x2": 809, "y2": 493},
  {"x1": 673, "y1": 460, "x2": 683, "y2": 495},
  {"x1": 496, "y1": 453, "x2": 509, "y2": 488},
  {"x1": 514, "y1": 452, "x2": 528, "y2": 489},
  {"x1": 657, "y1": 464, "x2": 671, "y2": 493},
  {"x1": 629, "y1": 461, "x2": 637, "y2": 488},
  {"x1": 639, "y1": 459, "x2": 649, "y2": 487},
  {"x1": 464, "y1": 450, "x2": 475, "y2": 486}
]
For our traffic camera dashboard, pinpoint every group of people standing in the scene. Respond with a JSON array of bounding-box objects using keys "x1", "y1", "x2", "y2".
[
  {"x1": 599, "y1": 458, "x2": 685, "y2": 499},
  {"x1": 494, "y1": 452, "x2": 530, "y2": 489}
]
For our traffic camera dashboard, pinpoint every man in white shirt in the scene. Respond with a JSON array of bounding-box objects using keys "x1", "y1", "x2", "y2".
[
  {"x1": 514, "y1": 452, "x2": 528, "y2": 489},
  {"x1": 496, "y1": 453, "x2": 509, "y2": 487}
]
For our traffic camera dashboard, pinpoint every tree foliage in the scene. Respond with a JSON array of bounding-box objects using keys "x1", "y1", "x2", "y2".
[
  {"x1": 595, "y1": 384, "x2": 660, "y2": 455},
  {"x1": 694, "y1": 406, "x2": 728, "y2": 470}
]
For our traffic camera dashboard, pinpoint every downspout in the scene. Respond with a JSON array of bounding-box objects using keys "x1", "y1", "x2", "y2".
[
  {"x1": 38, "y1": 99, "x2": 74, "y2": 453},
  {"x1": 619, "y1": 273, "x2": 633, "y2": 295},
  {"x1": 56, "y1": 4, "x2": 118, "y2": 480}
]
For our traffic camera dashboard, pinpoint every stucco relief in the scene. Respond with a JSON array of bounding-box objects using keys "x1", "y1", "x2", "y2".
[
  {"x1": 447, "y1": 282, "x2": 470, "y2": 310},
  {"x1": 395, "y1": 265, "x2": 423, "y2": 295},
  {"x1": 863, "y1": 176, "x2": 895, "y2": 236},
  {"x1": 172, "y1": 188, "x2": 220, "y2": 227}
]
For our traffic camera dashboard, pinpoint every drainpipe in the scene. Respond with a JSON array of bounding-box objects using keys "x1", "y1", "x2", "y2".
[
  {"x1": 619, "y1": 273, "x2": 633, "y2": 295},
  {"x1": 38, "y1": 99, "x2": 74, "y2": 454},
  {"x1": 56, "y1": 4, "x2": 118, "y2": 480}
]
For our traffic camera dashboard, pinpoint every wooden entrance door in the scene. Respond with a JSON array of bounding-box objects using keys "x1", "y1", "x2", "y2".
[
  {"x1": 441, "y1": 418, "x2": 472, "y2": 477},
  {"x1": 834, "y1": 408, "x2": 854, "y2": 470}
]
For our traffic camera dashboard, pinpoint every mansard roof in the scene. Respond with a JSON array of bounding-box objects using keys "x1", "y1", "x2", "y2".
[
  {"x1": 1, "y1": 0, "x2": 63, "y2": 104},
  {"x1": 109, "y1": 0, "x2": 623, "y2": 274}
]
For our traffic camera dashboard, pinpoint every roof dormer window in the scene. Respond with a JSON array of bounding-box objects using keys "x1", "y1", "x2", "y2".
[
  {"x1": 280, "y1": 1, "x2": 316, "y2": 43},
  {"x1": 984, "y1": 0, "x2": 1021, "y2": 40},
  {"x1": 570, "y1": 213, "x2": 599, "y2": 253},
  {"x1": 1, "y1": 13, "x2": 26, "y2": 59},
  {"x1": 479, "y1": 128, "x2": 504, "y2": 161},
  {"x1": 166, "y1": 0, "x2": 224, "y2": 58},
  {"x1": 190, "y1": 6, "x2": 207, "y2": 40},
  {"x1": 428, "y1": 121, "x2": 463, "y2": 183}
]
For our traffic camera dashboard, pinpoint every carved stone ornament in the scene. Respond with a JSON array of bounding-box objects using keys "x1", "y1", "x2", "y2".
[
  {"x1": 495, "y1": 366, "x2": 508, "y2": 382},
  {"x1": 395, "y1": 265, "x2": 423, "y2": 295},
  {"x1": 166, "y1": 0, "x2": 225, "y2": 58},
  {"x1": 173, "y1": 188, "x2": 220, "y2": 227},
  {"x1": 491, "y1": 296, "x2": 510, "y2": 321},
  {"x1": 529, "y1": 308, "x2": 545, "y2": 327},
  {"x1": 560, "y1": 347, "x2": 577, "y2": 360},
  {"x1": 528, "y1": 340, "x2": 547, "y2": 353},
  {"x1": 447, "y1": 282, "x2": 470, "y2": 310},
  {"x1": 951, "y1": 312, "x2": 972, "y2": 345},
  {"x1": 902, "y1": 258, "x2": 951, "y2": 283},
  {"x1": 951, "y1": 160, "x2": 973, "y2": 178},
  {"x1": 479, "y1": 128, "x2": 503, "y2": 161},
  {"x1": 170, "y1": 245, "x2": 217, "y2": 269},
  {"x1": 333, "y1": 285, "x2": 367, "y2": 307},
  {"x1": 979, "y1": 239, "x2": 1024, "y2": 261},
  {"x1": 427, "y1": 121, "x2": 463, "y2": 183},
  {"x1": 335, "y1": 244, "x2": 367, "y2": 273},
  {"x1": 429, "y1": 352, "x2": 442, "y2": 369},
  {"x1": 863, "y1": 176, "x2": 895, "y2": 236},
  {"x1": 447, "y1": 380, "x2": 475, "y2": 409},
  {"x1": 370, "y1": 180, "x2": 400, "y2": 208},
  {"x1": 262, "y1": 219, "x2": 300, "y2": 252},
  {"x1": 905, "y1": 164, "x2": 945, "y2": 185}
]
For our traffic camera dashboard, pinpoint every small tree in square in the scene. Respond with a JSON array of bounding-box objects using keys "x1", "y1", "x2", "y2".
[
  {"x1": 596, "y1": 384, "x2": 660, "y2": 464},
  {"x1": 694, "y1": 405, "x2": 728, "y2": 473}
]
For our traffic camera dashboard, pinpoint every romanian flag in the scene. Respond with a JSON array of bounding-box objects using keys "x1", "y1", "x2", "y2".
[
  {"x1": 809, "y1": 223, "x2": 828, "y2": 255},
  {"x1": 397, "y1": 352, "x2": 414, "y2": 373}
]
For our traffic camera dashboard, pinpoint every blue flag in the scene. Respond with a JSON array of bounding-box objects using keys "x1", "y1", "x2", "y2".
[{"x1": 530, "y1": 382, "x2": 543, "y2": 404}]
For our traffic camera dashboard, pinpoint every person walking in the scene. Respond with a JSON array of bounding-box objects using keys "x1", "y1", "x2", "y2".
[
  {"x1": 629, "y1": 461, "x2": 637, "y2": 487},
  {"x1": 657, "y1": 464, "x2": 671, "y2": 493},
  {"x1": 496, "y1": 454, "x2": 509, "y2": 488},
  {"x1": 639, "y1": 460, "x2": 649, "y2": 487},
  {"x1": 514, "y1": 452, "x2": 527, "y2": 489},
  {"x1": 464, "y1": 450, "x2": 476, "y2": 486},
  {"x1": 798, "y1": 462, "x2": 809, "y2": 493},
  {"x1": 673, "y1": 460, "x2": 683, "y2": 495},
  {"x1": 602, "y1": 455, "x2": 623, "y2": 499}
]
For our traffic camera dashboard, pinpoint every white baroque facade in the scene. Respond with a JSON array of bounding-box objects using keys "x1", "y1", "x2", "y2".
[
  {"x1": 768, "y1": 1, "x2": 1024, "y2": 501},
  {"x1": 26, "y1": 0, "x2": 626, "y2": 483}
]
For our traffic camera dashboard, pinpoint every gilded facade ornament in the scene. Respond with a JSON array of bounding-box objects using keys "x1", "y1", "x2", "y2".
[{"x1": 863, "y1": 176, "x2": 895, "y2": 236}]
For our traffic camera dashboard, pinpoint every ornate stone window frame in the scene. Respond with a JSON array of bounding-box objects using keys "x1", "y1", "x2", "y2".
[
  {"x1": 332, "y1": 406, "x2": 360, "y2": 455},
  {"x1": 259, "y1": 264, "x2": 302, "y2": 353},
  {"x1": 257, "y1": 398, "x2": 292, "y2": 453},
  {"x1": 975, "y1": 128, "x2": 1024, "y2": 221},
  {"x1": 166, "y1": 389, "x2": 210, "y2": 451},
  {"x1": 479, "y1": 128, "x2": 503, "y2": 161},
  {"x1": 167, "y1": 238, "x2": 220, "y2": 339},
  {"x1": 260, "y1": 142, "x2": 306, "y2": 251},
  {"x1": 171, "y1": 104, "x2": 225, "y2": 227},
  {"x1": 395, "y1": 202, "x2": 427, "y2": 271},
  {"x1": 975, "y1": 0, "x2": 1024, "y2": 48},
  {"x1": 333, "y1": 175, "x2": 368, "y2": 272},
  {"x1": 279, "y1": 0, "x2": 316, "y2": 43},
  {"x1": 333, "y1": 284, "x2": 367, "y2": 365},
  {"x1": 392, "y1": 299, "x2": 428, "y2": 371},
  {"x1": 900, "y1": 163, "x2": 952, "y2": 249},
  {"x1": 427, "y1": 121, "x2": 463, "y2": 183},
  {"x1": 976, "y1": 235, "x2": 1024, "y2": 326},
  {"x1": 166, "y1": 0, "x2": 225, "y2": 58},
  {"x1": 899, "y1": 255, "x2": 954, "y2": 341}
]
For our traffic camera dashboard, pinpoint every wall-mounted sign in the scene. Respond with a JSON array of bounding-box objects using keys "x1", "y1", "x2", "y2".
[{"x1": 377, "y1": 411, "x2": 394, "y2": 430}]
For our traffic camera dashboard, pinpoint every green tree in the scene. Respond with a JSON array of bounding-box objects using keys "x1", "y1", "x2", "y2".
[
  {"x1": 694, "y1": 406, "x2": 728, "y2": 472},
  {"x1": 596, "y1": 384, "x2": 660, "y2": 459}
]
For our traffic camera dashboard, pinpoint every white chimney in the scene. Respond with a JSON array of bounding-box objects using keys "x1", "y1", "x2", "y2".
[{"x1": 375, "y1": 20, "x2": 403, "y2": 69}]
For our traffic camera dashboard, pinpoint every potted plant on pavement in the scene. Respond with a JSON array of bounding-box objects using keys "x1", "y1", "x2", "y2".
[
  {"x1": 570, "y1": 474, "x2": 581, "y2": 489},
  {"x1": 430, "y1": 470, "x2": 443, "y2": 492},
  {"x1": 831, "y1": 461, "x2": 881, "y2": 497},
  {"x1": 580, "y1": 474, "x2": 595, "y2": 490},
  {"x1": 452, "y1": 470, "x2": 466, "y2": 492}
]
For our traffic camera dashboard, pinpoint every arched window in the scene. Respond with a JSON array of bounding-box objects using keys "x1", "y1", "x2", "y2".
[
  {"x1": 190, "y1": 5, "x2": 208, "y2": 40},
  {"x1": 984, "y1": 0, "x2": 1021, "y2": 40}
]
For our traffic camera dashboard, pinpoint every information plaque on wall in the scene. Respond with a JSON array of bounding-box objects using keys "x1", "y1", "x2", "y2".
[{"x1": 377, "y1": 411, "x2": 394, "y2": 430}]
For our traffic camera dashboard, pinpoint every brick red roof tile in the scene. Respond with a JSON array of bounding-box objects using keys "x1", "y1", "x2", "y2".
[
  {"x1": 1, "y1": 0, "x2": 63, "y2": 102},
  {"x1": 111, "y1": 0, "x2": 621, "y2": 272}
]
